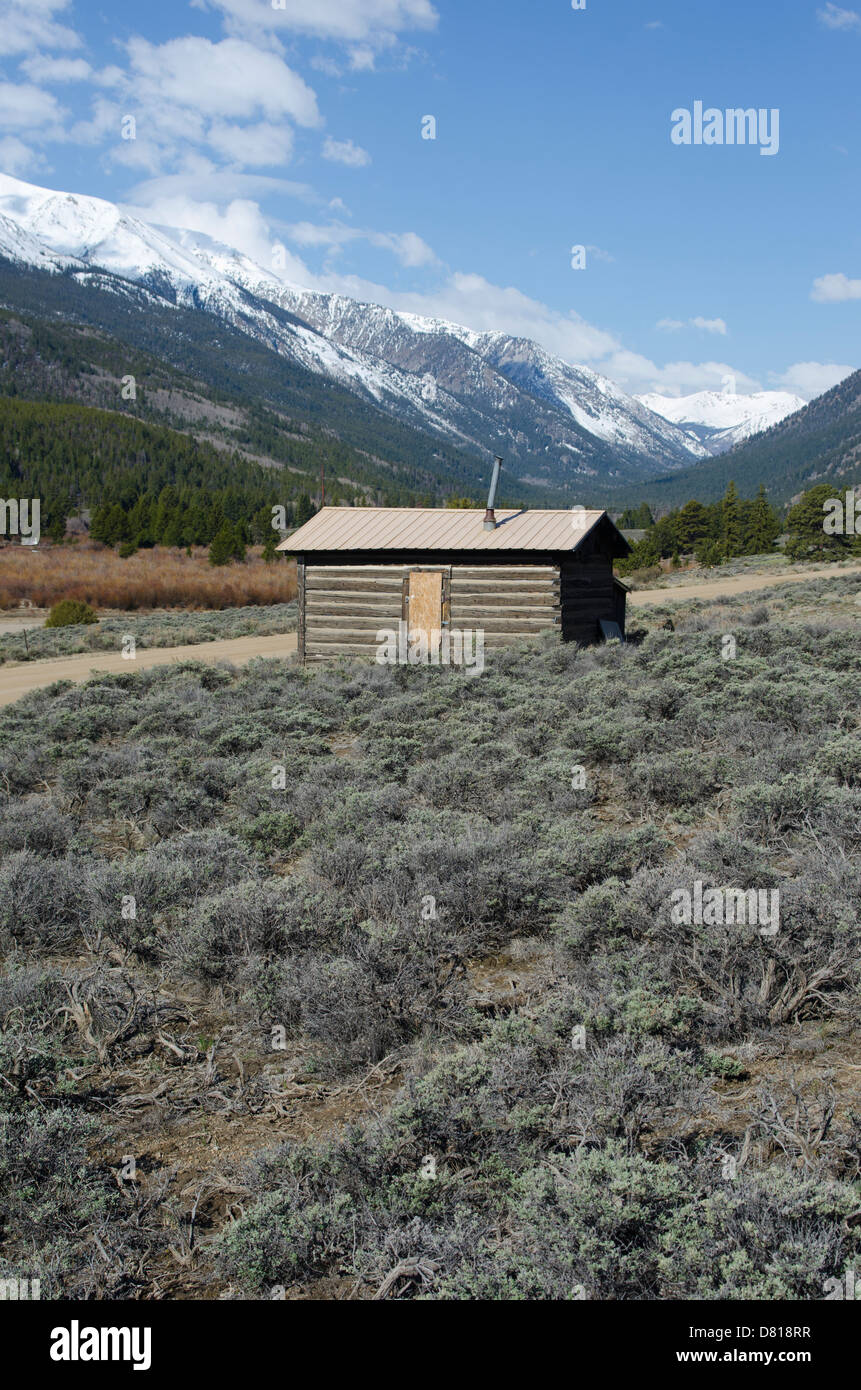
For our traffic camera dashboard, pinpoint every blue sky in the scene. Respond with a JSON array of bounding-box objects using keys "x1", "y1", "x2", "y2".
[{"x1": 0, "y1": 0, "x2": 858, "y2": 399}]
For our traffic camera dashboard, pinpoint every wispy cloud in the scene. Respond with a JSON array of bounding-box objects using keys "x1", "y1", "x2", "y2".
[
  {"x1": 286, "y1": 219, "x2": 435, "y2": 266},
  {"x1": 0, "y1": 0, "x2": 81, "y2": 56},
  {"x1": 657, "y1": 315, "x2": 728, "y2": 335},
  {"x1": 202, "y1": 0, "x2": 439, "y2": 45},
  {"x1": 770, "y1": 361, "x2": 856, "y2": 396},
  {"x1": 322, "y1": 136, "x2": 371, "y2": 166},
  {"x1": 811, "y1": 271, "x2": 861, "y2": 301},
  {"x1": 691, "y1": 316, "x2": 727, "y2": 335},
  {"x1": 817, "y1": 3, "x2": 861, "y2": 29}
]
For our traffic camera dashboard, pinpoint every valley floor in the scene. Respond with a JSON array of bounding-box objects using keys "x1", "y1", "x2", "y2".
[
  {"x1": 629, "y1": 561, "x2": 861, "y2": 605},
  {"x1": 0, "y1": 568, "x2": 858, "y2": 1300},
  {"x1": 0, "y1": 632, "x2": 298, "y2": 708}
]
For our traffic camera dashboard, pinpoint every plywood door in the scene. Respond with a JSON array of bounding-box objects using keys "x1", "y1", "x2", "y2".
[{"x1": 408, "y1": 569, "x2": 443, "y2": 639}]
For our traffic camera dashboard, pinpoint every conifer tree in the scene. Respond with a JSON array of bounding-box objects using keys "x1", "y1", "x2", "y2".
[{"x1": 721, "y1": 481, "x2": 744, "y2": 556}]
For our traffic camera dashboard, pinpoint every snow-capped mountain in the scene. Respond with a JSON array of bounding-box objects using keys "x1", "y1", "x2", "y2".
[
  {"x1": 637, "y1": 389, "x2": 806, "y2": 456},
  {"x1": 0, "y1": 172, "x2": 708, "y2": 486}
]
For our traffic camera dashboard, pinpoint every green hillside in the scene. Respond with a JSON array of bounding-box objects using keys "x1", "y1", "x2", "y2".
[{"x1": 0, "y1": 261, "x2": 564, "y2": 510}]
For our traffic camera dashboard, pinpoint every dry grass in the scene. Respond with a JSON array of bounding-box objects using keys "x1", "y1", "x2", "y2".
[{"x1": 0, "y1": 542, "x2": 297, "y2": 611}]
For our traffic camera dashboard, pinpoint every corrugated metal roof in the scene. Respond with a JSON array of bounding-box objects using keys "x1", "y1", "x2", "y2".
[{"x1": 278, "y1": 507, "x2": 615, "y2": 553}]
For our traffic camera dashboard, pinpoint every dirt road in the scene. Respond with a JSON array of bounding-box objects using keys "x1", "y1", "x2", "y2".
[
  {"x1": 0, "y1": 564, "x2": 858, "y2": 709},
  {"x1": 628, "y1": 563, "x2": 861, "y2": 607},
  {"x1": 0, "y1": 631, "x2": 298, "y2": 709}
]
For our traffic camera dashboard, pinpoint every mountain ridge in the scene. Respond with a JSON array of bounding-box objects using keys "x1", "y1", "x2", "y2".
[
  {"x1": 0, "y1": 171, "x2": 711, "y2": 489},
  {"x1": 613, "y1": 369, "x2": 861, "y2": 508},
  {"x1": 638, "y1": 388, "x2": 807, "y2": 455}
]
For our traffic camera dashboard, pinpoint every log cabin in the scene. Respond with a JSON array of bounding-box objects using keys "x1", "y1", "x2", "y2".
[{"x1": 278, "y1": 499, "x2": 630, "y2": 666}]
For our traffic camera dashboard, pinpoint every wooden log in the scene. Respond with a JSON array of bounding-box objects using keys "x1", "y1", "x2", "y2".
[
  {"x1": 309, "y1": 616, "x2": 404, "y2": 633},
  {"x1": 450, "y1": 566, "x2": 558, "y2": 579},
  {"x1": 305, "y1": 578, "x2": 406, "y2": 594},
  {"x1": 297, "y1": 559, "x2": 306, "y2": 666},
  {"x1": 306, "y1": 567, "x2": 412, "y2": 580},
  {"x1": 450, "y1": 587, "x2": 560, "y2": 601}
]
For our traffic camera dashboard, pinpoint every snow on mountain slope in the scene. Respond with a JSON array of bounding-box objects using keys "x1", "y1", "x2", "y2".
[
  {"x1": 0, "y1": 171, "x2": 709, "y2": 485},
  {"x1": 638, "y1": 389, "x2": 806, "y2": 455},
  {"x1": 219, "y1": 279, "x2": 709, "y2": 476}
]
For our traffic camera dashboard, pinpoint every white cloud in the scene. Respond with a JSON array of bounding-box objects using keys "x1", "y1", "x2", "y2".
[
  {"x1": 770, "y1": 361, "x2": 856, "y2": 397},
  {"x1": 322, "y1": 136, "x2": 371, "y2": 166},
  {"x1": 310, "y1": 56, "x2": 342, "y2": 77},
  {"x1": 59, "y1": 38, "x2": 320, "y2": 176},
  {"x1": 0, "y1": 0, "x2": 81, "y2": 56},
  {"x1": 817, "y1": 3, "x2": 861, "y2": 30},
  {"x1": 208, "y1": 120, "x2": 294, "y2": 167},
  {"x1": 345, "y1": 270, "x2": 622, "y2": 363},
  {"x1": 657, "y1": 315, "x2": 727, "y2": 334},
  {"x1": 811, "y1": 271, "x2": 861, "y2": 301},
  {"x1": 205, "y1": 0, "x2": 438, "y2": 44},
  {"x1": 690, "y1": 315, "x2": 727, "y2": 335},
  {"x1": 123, "y1": 37, "x2": 321, "y2": 126},
  {"x1": 0, "y1": 81, "x2": 65, "y2": 130},
  {"x1": 129, "y1": 191, "x2": 288, "y2": 269},
  {"x1": 127, "y1": 170, "x2": 315, "y2": 212},
  {"x1": 348, "y1": 46, "x2": 378, "y2": 70},
  {"x1": 379, "y1": 230, "x2": 435, "y2": 266},
  {"x1": 287, "y1": 220, "x2": 360, "y2": 248},
  {"x1": 20, "y1": 55, "x2": 92, "y2": 83},
  {"x1": 0, "y1": 134, "x2": 43, "y2": 174},
  {"x1": 285, "y1": 219, "x2": 435, "y2": 266},
  {"x1": 602, "y1": 352, "x2": 758, "y2": 397}
]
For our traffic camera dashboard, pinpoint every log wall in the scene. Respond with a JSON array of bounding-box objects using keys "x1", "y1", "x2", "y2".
[{"x1": 299, "y1": 553, "x2": 624, "y2": 663}]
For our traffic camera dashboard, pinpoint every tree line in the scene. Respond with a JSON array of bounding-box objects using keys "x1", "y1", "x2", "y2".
[
  {"x1": 615, "y1": 482, "x2": 782, "y2": 573},
  {"x1": 616, "y1": 481, "x2": 861, "y2": 573}
]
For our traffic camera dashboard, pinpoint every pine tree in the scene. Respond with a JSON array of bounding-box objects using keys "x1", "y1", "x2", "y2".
[
  {"x1": 675, "y1": 500, "x2": 711, "y2": 551},
  {"x1": 744, "y1": 485, "x2": 781, "y2": 554},
  {"x1": 208, "y1": 521, "x2": 235, "y2": 566},
  {"x1": 785, "y1": 485, "x2": 849, "y2": 561},
  {"x1": 721, "y1": 481, "x2": 744, "y2": 557}
]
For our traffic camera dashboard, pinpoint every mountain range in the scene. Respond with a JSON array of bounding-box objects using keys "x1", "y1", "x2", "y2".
[
  {"x1": 0, "y1": 172, "x2": 855, "y2": 512},
  {"x1": 0, "y1": 171, "x2": 788, "y2": 497},
  {"x1": 637, "y1": 389, "x2": 806, "y2": 455},
  {"x1": 617, "y1": 368, "x2": 861, "y2": 509}
]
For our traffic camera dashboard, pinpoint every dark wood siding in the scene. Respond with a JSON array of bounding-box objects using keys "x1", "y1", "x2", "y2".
[{"x1": 560, "y1": 552, "x2": 618, "y2": 645}]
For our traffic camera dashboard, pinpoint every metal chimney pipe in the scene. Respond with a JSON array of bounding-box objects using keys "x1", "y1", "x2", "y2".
[{"x1": 484, "y1": 455, "x2": 502, "y2": 530}]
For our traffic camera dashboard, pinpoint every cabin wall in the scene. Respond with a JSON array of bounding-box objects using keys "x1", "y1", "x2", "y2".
[
  {"x1": 301, "y1": 560, "x2": 562, "y2": 663},
  {"x1": 303, "y1": 563, "x2": 409, "y2": 662},
  {"x1": 560, "y1": 552, "x2": 621, "y2": 644},
  {"x1": 300, "y1": 552, "x2": 625, "y2": 662},
  {"x1": 449, "y1": 565, "x2": 560, "y2": 646}
]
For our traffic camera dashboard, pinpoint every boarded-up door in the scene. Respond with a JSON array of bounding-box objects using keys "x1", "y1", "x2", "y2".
[{"x1": 407, "y1": 569, "x2": 444, "y2": 639}]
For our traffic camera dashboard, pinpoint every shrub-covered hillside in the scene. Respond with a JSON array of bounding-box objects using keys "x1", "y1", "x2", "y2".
[{"x1": 0, "y1": 575, "x2": 859, "y2": 1300}]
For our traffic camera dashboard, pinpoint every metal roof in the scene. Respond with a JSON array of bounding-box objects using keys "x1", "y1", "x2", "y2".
[{"x1": 278, "y1": 507, "x2": 619, "y2": 554}]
